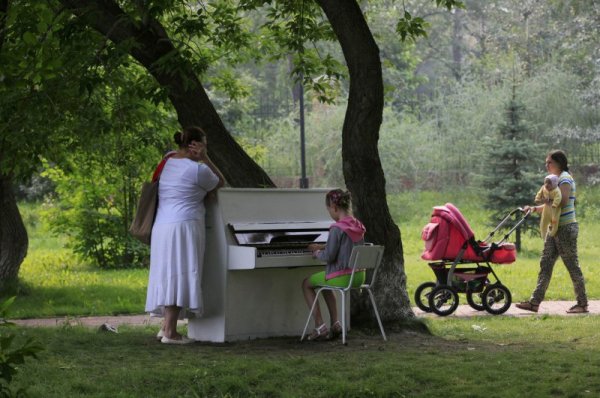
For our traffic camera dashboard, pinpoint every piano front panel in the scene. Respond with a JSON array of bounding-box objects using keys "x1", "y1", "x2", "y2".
[{"x1": 190, "y1": 188, "x2": 342, "y2": 342}]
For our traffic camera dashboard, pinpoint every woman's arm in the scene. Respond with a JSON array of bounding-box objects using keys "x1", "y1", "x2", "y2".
[
  {"x1": 200, "y1": 155, "x2": 225, "y2": 190},
  {"x1": 558, "y1": 182, "x2": 571, "y2": 208},
  {"x1": 190, "y1": 141, "x2": 225, "y2": 190}
]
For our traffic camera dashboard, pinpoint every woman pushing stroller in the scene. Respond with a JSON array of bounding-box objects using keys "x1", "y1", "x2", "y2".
[{"x1": 516, "y1": 150, "x2": 589, "y2": 314}]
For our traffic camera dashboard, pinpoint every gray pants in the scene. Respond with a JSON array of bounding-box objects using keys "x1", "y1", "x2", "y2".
[{"x1": 530, "y1": 222, "x2": 588, "y2": 306}]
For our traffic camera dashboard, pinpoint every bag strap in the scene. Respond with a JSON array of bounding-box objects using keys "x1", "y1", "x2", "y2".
[{"x1": 151, "y1": 152, "x2": 176, "y2": 182}]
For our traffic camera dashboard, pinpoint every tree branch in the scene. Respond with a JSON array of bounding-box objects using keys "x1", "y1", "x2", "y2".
[{"x1": 58, "y1": 0, "x2": 274, "y2": 187}]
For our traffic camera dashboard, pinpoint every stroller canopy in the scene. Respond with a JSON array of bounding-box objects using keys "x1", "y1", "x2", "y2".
[{"x1": 421, "y1": 203, "x2": 516, "y2": 264}]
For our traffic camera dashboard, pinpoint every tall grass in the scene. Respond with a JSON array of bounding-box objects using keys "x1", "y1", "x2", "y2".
[{"x1": 10, "y1": 186, "x2": 600, "y2": 319}]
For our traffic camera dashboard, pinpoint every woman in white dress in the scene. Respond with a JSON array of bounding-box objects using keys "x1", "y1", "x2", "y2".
[{"x1": 145, "y1": 126, "x2": 224, "y2": 344}]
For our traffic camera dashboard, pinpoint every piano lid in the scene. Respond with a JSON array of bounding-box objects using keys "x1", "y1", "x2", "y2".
[{"x1": 228, "y1": 222, "x2": 330, "y2": 247}]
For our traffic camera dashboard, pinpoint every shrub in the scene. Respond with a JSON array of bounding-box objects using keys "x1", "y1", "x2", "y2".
[{"x1": 0, "y1": 297, "x2": 44, "y2": 397}]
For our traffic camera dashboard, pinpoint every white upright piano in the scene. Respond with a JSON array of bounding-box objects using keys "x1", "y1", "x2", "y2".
[{"x1": 188, "y1": 188, "x2": 348, "y2": 342}]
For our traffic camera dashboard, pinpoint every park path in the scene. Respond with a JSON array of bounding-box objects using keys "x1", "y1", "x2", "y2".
[{"x1": 9, "y1": 300, "x2": 600, "y2": 329}]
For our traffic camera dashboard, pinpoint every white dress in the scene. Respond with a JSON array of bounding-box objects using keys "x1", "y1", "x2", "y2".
[{"x1": 145, "y1": 158, "x2": 219, "y2": 319}]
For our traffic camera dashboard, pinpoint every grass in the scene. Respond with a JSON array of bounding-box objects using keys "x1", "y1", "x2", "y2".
[
  {"x1": 8, "y1": 203, "x2": 147, "y2": 318},
  {"x1": 8, "y1": 316, "x2": 600, "y2": 397},
  {"x1": 9, "y1": 187, "x2": 600, "y2": 318}
]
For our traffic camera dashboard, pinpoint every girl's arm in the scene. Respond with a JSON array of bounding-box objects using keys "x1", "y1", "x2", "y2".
[{"x1": 315, "y1": 227, "x2": 342, "y2": 262}]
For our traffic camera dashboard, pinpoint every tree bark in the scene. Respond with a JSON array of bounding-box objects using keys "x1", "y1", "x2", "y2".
[
  {"x1": 0, "y1": 0, "x2": 8, "y2": 53},
  {"x1": 0, "y1": 174, "x2": 28, "y2": 286},
  {"x1": 451, "y1": 8, "x2": 463, "y2": 81},
  {"x1": 59, "y1": 0, "x2": 274, "y2": 188},
  {"x1": 315, "y1": 0, "x2": 414, "y2": 322}
]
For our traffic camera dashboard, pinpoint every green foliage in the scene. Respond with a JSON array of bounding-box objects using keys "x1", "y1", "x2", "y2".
[
  {"x1": 41, "y1": 161, "x2": 150, "y2": 269},
  {"x1": 34, "y1": 61, "x2": 178, "y2": 269},
  {"x1": 0, "y1": 1, "x2": 78, "y2": 179},
  {"x1": 396, "y1": 1, "x2": 464, "y2": 42},
  {"x1": 0, "y1": 298, "x2": 43, "y2": 397},
  {"x1": 396, "y1": 10, "x2": 430, "y2": 41}
]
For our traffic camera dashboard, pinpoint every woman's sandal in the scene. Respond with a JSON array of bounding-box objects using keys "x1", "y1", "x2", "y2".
[
  {"x1": 307, "y1": 324, "x2": 329, "y2": 341},
  {"x1": 566, "y1": 304, "x2": 589, "y2": 314},
  {"x1": 515, "y1": 301, "x2": 539, "y2": 312},
  {"x1": 330, "y1": 321, "x2": 343, "y2": 340}
]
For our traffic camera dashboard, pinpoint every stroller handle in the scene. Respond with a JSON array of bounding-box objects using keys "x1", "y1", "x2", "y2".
[
  {"x1": 517, "y1": 207, "x2": 533, "y2": 216},
  {"x1": 482, "y1": 207, "x2": 532, "y2": 244}
]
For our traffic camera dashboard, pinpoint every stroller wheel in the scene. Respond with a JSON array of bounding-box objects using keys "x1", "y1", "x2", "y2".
[
  {"x1": 415, "y1": 282, "x2": 436, "y2": 313},
  {"x1": 428, "y1": 285, "x2": 459, "y2": 316},
  {"x1": 482, "y1": 284, "x2": 512, "y2": 315},
  {"x1": 466, "y1": 291, "x2": 485, "y2": 311}
]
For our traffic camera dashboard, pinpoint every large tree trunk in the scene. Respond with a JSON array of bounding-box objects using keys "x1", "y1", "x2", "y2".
[
  {"x1": 59, "y1": 0, "x2": 274, "y2": 188},
  {"x1": 316, "y1": 1, "x2": 413, "y2": 322},
  {"x1": 0, "y1": 1, "x2": 27, "y2": 288},
  {"x1": 0, "y1": 174, "x2": 28, "y2": 286}
]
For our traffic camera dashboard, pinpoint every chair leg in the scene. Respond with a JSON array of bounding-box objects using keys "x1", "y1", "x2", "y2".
[
  {"x1": 300, "y1": 288, "x2": 323, "y2": 341},
  {"x1": 340, "y1": 291, "x2": 346, "y2": 345},
  {"x1": 367, "y1": 288, "x2": 387, "y2": 341}
]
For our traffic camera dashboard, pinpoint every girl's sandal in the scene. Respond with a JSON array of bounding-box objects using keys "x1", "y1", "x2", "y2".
[
  {"x1": 307, "y1": 324, "x2": 329, "y2": 341},
  {"x1": 330, "y1": 321, "x2": 343, "y2": 340}
]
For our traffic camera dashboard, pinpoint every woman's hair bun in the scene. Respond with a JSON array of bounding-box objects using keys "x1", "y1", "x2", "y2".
[
  {"x1": 173, "y1": 132, "x2": 183, "y2": 146},
  {"x1": 173, "y1": 126, "x2": 206, "y2": 148}
]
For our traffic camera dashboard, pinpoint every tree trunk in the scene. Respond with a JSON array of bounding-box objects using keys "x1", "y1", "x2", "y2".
[
  {"x1": 315, "y1": 0, "x2": 413, "y2": 323},
  {"x1": 59, "y1": 0, "x2": 274, "y2": 188},
  {"x1": 451, "y1": 8, "x2": 463, "y2": 81},
  {"x1": 0, "y1": 0, "x2": 8, "y2": 54},
  {"x1": 0, "y1": 174, "x2": 28, "y2": 286}
]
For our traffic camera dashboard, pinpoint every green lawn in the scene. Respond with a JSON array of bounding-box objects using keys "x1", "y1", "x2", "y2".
[{"x1": 8, "y1": 316, "x2": 600, "y2": 397}]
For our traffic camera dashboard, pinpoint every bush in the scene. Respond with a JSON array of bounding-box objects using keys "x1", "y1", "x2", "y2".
[
  {"x1": 0, "y1": 297, "x2": 44, "y2": 397},
  {"x1": 40, "y1": 153, "x2": 153, "y2": 269}
]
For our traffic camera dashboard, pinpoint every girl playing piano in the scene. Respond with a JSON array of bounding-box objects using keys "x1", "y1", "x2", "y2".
[{"x1": 302, "y1": 189, "x2": 366, "y2": 340}]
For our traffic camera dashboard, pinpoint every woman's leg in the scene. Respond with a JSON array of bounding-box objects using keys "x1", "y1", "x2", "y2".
[
  {"x1": 163, "y1": 305, "x2": 182, "y2": 339},
  {"x1": 530, "y1": 235, "x2": 560, "y2": 305},
  {"x1": 302, "y1": 277, "x2": 325, "y2": 327},
  {"x1": 555, "y1": 223, "x2": 588, "y2": 306}
]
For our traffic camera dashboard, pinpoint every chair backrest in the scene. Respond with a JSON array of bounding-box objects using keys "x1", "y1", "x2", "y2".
[{"x1": 346, "y1": 244, "x2": 385, "y2": 289}]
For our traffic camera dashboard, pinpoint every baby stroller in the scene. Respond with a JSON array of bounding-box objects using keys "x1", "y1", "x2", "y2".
[{"x1": 415, "y1": 203, "x2": 530, "y2": 316}]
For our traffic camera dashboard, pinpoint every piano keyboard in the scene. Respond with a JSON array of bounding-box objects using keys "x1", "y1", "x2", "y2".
[{"x1": 258, "y1": 248, "x2": 313, "y2": 257}]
